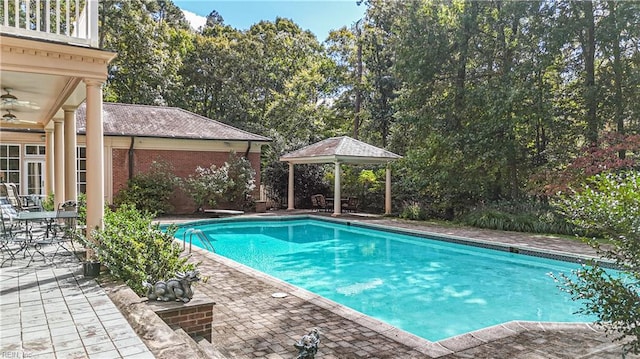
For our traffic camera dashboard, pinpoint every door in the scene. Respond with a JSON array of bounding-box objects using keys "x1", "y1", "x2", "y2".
[{"x1": 25, "y1": 160, "x2": 45, "y2": 196}]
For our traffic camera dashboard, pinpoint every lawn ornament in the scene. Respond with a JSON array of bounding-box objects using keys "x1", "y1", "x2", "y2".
[
  {"x1": 143, "y1": 270, "x2": 201, "y2": 303},
  {"x1": 294, "y1": 328, "x2": 320, "y2": 359}
]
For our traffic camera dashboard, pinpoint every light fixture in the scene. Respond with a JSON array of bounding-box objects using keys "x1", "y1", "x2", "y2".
[
  {"x1": 1, "y1": 88, "x2": 18, "y2": 104},
  {"x1": 2, "y1": 110, "x2": 18, "y2": 122}
]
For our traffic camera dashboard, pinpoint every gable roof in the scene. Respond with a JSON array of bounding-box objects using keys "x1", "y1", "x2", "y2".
[
  {"x1": 280, "y1": 136, "x2": 402, "y2": 164},
  {"x1": 76, "y1": 102, "x2": 270, "y2": 142}
]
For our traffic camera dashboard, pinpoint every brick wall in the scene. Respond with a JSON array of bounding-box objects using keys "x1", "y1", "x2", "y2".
[
  {"x1": 146, "y1": 297, "x2": 216, "y2": 341},
  {"x1": 112, "y1": 148, "x2": 262, "y2": 214}
]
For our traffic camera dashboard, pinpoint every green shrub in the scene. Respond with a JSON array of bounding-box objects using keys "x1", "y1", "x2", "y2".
[
  {"x1": 460, "y1": 200, "x2": 577, "y2": 235},
  {"x1": 552, "y1": 171, "x2": 640, "y2": 355},
  {"x1": 399, "y1": 201, "x2": 427, "y2": 221},
  {"x1": 89, "y1": 204, "x2": 197, "y2": 296},
  {"x1": 183, "y1": 152, "x2": 256, "y2": 211},
  {"x1": 113, "y1": 161, "x2": 178, "y2": 215},
  {"x1": 42, "y1": 193, "x2": 55, "y2": 211}
]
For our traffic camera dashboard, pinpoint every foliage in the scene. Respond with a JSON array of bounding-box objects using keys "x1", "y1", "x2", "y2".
[
  {"x1": 98, "y1": 0, "x2": 640, "y2": 222},
  {"x1": 461, "y1": 200, "x2": 577, "y2": 235},
  {"x1": 89, "y1": 204, "x2": 197, "y2": 296},
  {"x1": 338, "y1": 167, "x2": 385, "y2": 212},
  {"x1": 183, "y1": 152, "x2": 256, "y2": 211},
  {"x1": 42, "y1": 193, "x2": 55, "y2": 211},
  {"x1": 399, "y1": 201, "x2": 427, "y2": 221},
  {"x1": 76, "y1": 192, "x2": 87, "y2": 226},
  {"x1": 113, "y1": 161, "x2": 178, "y2": 215},
  {"x1": 100, "y1": 0, "x2": 192, "y2": 105},
  {"x1": 552, "y1": 171, "x2": 640, "y2": 355},
  {"x1": 530, "y1": 133, "x2": 640, "y2": 196}
]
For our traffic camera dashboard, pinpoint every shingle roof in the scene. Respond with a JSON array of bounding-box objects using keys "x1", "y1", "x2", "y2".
[
  {"x1": 76, "y1": 103, "x2": 270, "y2": 142},
  {"x1": 280, "y1": 136, "x2": 401, "y2": 164}
]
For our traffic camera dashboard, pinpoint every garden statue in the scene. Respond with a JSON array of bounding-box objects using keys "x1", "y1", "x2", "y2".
[
  {"x1": 143, "y1": 270, "x2": 201, "y2": 303},
  {"x1": 294, "y1": 328, "x2": 320, "y2": 359}
]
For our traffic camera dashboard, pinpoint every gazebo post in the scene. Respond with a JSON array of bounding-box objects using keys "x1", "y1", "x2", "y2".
[
  {"x1": 287, "y1": 162, "x2": 295, "y2": 210},
  {"x1": 385, "y1": 164, "x2": 392, "y2": 215},
  {"x1": 333, "y1": 161, "x2": 341, "y2": 216}
]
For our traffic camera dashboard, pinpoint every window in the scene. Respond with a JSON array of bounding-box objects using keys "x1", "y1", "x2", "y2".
[
  {"x1": 77, "y1": 146, "x2": 86, "y2": 194},
  {"x1": 0, "y1": 144, "x2": 21, "y2": 190},
  {"x1": 25, "y1": 145, "x2": 46, "y2": 156}
]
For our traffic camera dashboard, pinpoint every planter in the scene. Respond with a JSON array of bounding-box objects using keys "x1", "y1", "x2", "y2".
[{"x1": 83, "y1": 262, "x2": 101, "y2": 277}]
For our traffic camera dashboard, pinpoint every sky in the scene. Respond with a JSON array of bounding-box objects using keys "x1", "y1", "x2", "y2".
[{"x1": 172, "y1": 0, "x2": 366, "y2": 41}]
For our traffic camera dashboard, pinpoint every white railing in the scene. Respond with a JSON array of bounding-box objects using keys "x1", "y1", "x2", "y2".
[{"x1": 0, "y1": 0, "x2": 99, "y2": 47}]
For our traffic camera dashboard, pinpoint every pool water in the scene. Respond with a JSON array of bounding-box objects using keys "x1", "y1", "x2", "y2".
[{"x1": 174, "y1": 218, "x2": 594, "y2": 341}]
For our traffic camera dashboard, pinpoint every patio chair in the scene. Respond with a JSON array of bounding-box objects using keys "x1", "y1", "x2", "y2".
[
  {"x1": 48, "y1": 200, "x2": 79, "y2": 256},
  {"x1": 342, "y1": 197, "x2": 359, "y2": 213},
  {"x1": 0, "y1": 183, "x2": 41, "y2": 212},
  {"x1": 311, "y1": 194, "x2": 330, "y2": 212},
  {"x1": 0, "y1": 208, "x2": 31, "y2": 266}
]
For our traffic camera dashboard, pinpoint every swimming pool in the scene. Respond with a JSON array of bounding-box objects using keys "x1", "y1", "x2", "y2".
[{"x1": 174, "y1": 217, "x2": 594, "y2": 341}]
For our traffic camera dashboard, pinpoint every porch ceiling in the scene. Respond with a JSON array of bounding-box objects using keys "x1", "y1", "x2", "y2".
[
  {"x1": 0, "y1": 70, "x2": 85, "y2": 129},
  {"x1": 0, "y1": 35, "x2": 116, "y2": 130}
]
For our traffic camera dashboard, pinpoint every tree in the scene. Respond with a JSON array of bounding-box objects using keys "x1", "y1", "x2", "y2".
[
  {"x1": 100, "y1": 0, "x2": 191, "y2": 105},
  {"x1": 553, "y1": 171, "x2": 640, "y2": 355}
]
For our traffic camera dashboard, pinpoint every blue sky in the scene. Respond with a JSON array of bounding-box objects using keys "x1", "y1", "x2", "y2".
[{"x1": 173, "y1": 0, "x2": 366, "y2": 40}]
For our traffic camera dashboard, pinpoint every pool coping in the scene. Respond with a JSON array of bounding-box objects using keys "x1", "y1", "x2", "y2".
[{"x1": 174, "y1": 214, "x2": 608, "y2": 357}]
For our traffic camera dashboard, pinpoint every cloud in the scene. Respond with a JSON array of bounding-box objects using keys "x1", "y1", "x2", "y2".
[{"x1": 182, "y1": 9, "x2": 207, "y2": 31}]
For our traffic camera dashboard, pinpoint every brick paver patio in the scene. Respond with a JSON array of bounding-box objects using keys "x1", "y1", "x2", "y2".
[{"x1": 162, "y1": 212, "x2": 638, "y2": 358}]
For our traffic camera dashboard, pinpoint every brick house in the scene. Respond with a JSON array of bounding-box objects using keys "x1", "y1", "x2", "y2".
[{"x1": 0, "y1": 102, "x2": 270, "y2": 214}]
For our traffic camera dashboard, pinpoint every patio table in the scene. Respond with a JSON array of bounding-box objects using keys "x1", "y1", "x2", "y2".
[
  {"x1": 16, "y1": 210, "x2": 78, "y2": 238},
  {"x1": 15, "y1": 210, "x2": 78, "y2": 266}
]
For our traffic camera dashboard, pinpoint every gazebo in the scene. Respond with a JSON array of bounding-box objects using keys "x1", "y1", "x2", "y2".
[{"x1": 280, "y1": 136, "x2": 402, "y2": 215}]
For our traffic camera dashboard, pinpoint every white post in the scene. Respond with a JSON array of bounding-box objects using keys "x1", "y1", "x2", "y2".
[
  {"x1": 385, "y1": 164, "x2": 392, "y2": 215},
  {"x1": 89, "y1": 0, "x2": 99, "y2": 47},
  {"x1": 45, "y1": 128, "x2": 54, "y2": 196},
  {"x1": 63, "y1": 107, "x2": 77, "y2": 203},
  {"x1": 333, "y1": 162, "x2": 341, "y2": 216},
  {"x1": 53, "y1": 118, "x2": 65, "y2": 208},
  {"x1": 287, "y1": 162, "x2": 295, "y2": 210},
  {"x1": 84, "y1": 79, "x2": 104, "y2": 245}
]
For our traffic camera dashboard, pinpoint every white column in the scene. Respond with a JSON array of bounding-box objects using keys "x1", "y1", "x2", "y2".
[
  {"x1": 53, "y1": 118, "x2": 65, "y2": 208},
  {"x1": 63, "y1": 107, "x2": 77, "y2": 203},
  {"x1": 333, "y1": 162, "x2": 341, "y2": 216},
  {"x1": 287, "y1": 162, "x2": 295, "y2": 210},
  {"x1": 385, "y1": 165, "x2": 392, "y2": 215},
  {"x1": 45, "y1": 128, "x2": 54, "y2": 196},
  {"x1": 85, "y1": 79, "x2": 105, "y2": 243}
]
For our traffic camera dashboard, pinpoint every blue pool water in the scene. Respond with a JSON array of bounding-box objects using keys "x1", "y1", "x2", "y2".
[{"x1": 174, "y1": 218, "x2": 594, "y2": 341}]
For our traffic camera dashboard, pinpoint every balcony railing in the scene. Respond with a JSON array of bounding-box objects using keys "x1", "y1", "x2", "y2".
[{"x1": 0, "y1": 0, "x2": 98, "y2": 47}]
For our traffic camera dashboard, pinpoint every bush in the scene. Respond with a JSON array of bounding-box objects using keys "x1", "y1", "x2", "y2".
[
  {"x1": 183, "y1": 152, "x2": 256, "y2": 211},
  {"x1": 460, "y1": 200, "x2": 577, "y2": 235},
  {"x1": 113, "y1": 161, "x2": 178, "y2": 215},
  {"x1": 399, "y1": 201, "x2": 427, "y2": 220},
  {"x1": 552, "y1": 171, "x2": 640, "y2": 355},
  {"x1": 89, "y1": 204, "x2": 197, "y2": 296}
]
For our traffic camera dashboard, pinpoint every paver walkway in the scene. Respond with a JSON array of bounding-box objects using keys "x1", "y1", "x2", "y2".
[{"x1": 0, "y1": 248, "x2": 152, "y2": 359}]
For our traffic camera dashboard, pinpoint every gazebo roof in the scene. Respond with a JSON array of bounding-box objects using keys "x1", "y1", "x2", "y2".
[{"x1": 280, "y1": 136, "x2": 402, "y2": 164}]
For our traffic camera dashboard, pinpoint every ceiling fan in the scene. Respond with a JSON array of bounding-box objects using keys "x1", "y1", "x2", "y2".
[
  {"x1": 0, "y1": 88, "x2": 18, "y2": 104},
  {"x1": 0, "y1": 88, "x2": 38, "y2": 124}
]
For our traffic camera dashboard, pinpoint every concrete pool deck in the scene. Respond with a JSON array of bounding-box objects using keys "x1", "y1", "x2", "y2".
[{"x1": 157, "y1": 212, "x2": 639, "y2": 358}]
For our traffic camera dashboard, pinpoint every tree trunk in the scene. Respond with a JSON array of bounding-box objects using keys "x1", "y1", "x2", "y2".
[{"x1": 583, "y1": 1, "x2": 598, "y2": 146}]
